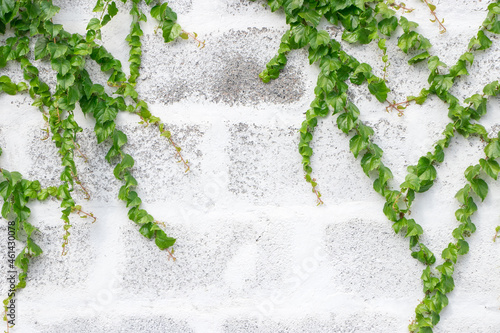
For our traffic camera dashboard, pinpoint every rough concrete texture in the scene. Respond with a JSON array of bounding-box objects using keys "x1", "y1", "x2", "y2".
[{"x1": 0, "y1": 0, "x2": 500, "y2": 332}]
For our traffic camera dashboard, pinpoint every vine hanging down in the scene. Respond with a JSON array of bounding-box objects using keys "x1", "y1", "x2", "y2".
[
  {"x1": 255, "y1": 0, "x2": 500, "y2": 332},
  {"x1": 0, "y1": 0, "x2": 199, "y2": 327}
]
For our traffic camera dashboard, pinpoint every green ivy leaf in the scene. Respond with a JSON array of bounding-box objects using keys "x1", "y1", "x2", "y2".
[
  {"x1": 485, "y1": 139, "x2": 500, "y2": 159},
  {"x1": 391, "y1": 217, "x2": 406, "y2": 234},
  {"x1": 48, "y1": 42, "x2": 68, "y2": 59},
  {"x1": 459, "y1": 52, "x2": 474, "y2": 65},
  {"x1": 412, "y1": 244, "x2": 436, "y2": 265},
  {"x1": 378, "y1": 165, "x2": 393, "y2": 185},
  {"x1": 40, "y1": 1, "x2": 60, "y2": 21},
  {"x1": 26, "y1": 237, "x2": 42, "y2": 256},
  {"x1": 337, "y1": 113, "x2": 355, "y2": 134},
  {"x1": 367, "y1": 79, "x2": 390, "y2": 102},
  {"x1": 51, "y1": 58, "x2": 71, "y2": 76},
  {"x1": 421, "y1": 266, "x2": 439, "y2": 292},
  {"x1": 56, "y1": 73, "x2": 75, "y2": 90},
  {"x1": 95, "y1": 106, "x2": 118, "y2": 123},
  {"x1": 405, "y1": 219, "x2": 423, "y2": 238},
  {"x1": 457, "y1": 239, "x2": 469, "y2": 255},
  {"x1": 34, "y1": 37, "x2": 49, "y2": 60},
  {"x1": 360, "y1": 152, "x2": 381, "y2": 175},
  {"x1": 401, "y1": 173, "x2": 420, "y2": 191},
  {"x1": 483, "y1": 81, "x2": 499, "y2": 96},
  {"x1": 309, "y1": 30, "x2": 330, "y2": 49},
  {"x1": 399, "y1": 16, "x2": 418, "y2": 33},
  {"x1": 126, "y1": 191, "x2": 142, "y2": 208},
  {"x1": 378, "y1": 16, "x2": 398, "y2": 36},
  {"x1": 442, "y1": 243, "x2": 458, "y2": 263},
  {"x1": 0, "y1": 0, "x2": 16, "y2": 21},
  {"x1": 470, "y1": 178, "x2": 488, "y2": 201},
  {"x1": 436, "y1": 262, "x2": 454, "y2": 276},
  {"x1": 439, "y1": 274, "x2": 455, "y2": 294},
  {"x1": 479, "y1": 158, "x2": 500, "y2": 180},
  {"x1": 298, "y1": 10, "x2": 321, "y2": 27},
  {"x1": 87, "y1": 18, "x2": 101, "y2": 31},
  {"x1": 155, "y1": 229, "x2": 176, "y2": 250},
  {"x1": 108, "y1": 1, "x2": 118, "y2": 17},
  {"x1": 455, "y1": 184, "x2": 470, "y2": 205},
  {"x1": 408, "y1": 51, "x2": 430, "y2": 65},
  {"x1": 94, "y1": 121, "x2": 116, "y2": 143},
  {"x1": 139, "y1": 222, "x2": 154, "y2": 239},
  {"x1": 162, "y1": 22, "x2": 181, "y2": 43},
  {"x1": 432, "y1": 75, "x2": 454, "y2": 95},
  {"x1": 291, "y1": 24, "x2": 310, "y2": 48},
  {"x1": 416, "y1": 157, "x2": 437, "y2": 181},
  {"x1": 477, "y1": 30, "x2": 492, "y2": 50},
  {"x1": 427, "y1": 56, "x2": 447, "y2": 72},
  {"x1": 349, "y1": 135, "x2": 368, "y2": 158}
]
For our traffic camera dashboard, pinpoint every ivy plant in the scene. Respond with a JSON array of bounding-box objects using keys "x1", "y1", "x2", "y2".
[
  {"x1": 255, "y1": 0, "x2": 500, "y2": 332},
  {"x1": 1, "y1": 0, "x2": 500, "y2": 332},
  {"x1": 0, "y1": 0, "x2": 200, "y2": 326}
]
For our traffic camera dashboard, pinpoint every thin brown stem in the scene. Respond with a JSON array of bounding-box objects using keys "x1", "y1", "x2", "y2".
[
  {"x1": 422, "y1": 0, "x2": 446, "y2": 34},
  {"x1": 154, "y1": 220, "x2": 166, "y2": 228},
  {"x1": 99, "y1": 0, "x2": 110, "y2": 22},
  {"x1": 385, "y1": 99, "x2": 413, "y2": 116},
  {"x1": 71, "y1": 139, "x2": 88, "y2": 163},
  {"x1": 392, "y1": 191, "x2": 402, "y2": 210},
  {"x1": 153, "y1": 220, "x2": 176, "y2": 260},
  {"x1": 41, "y1": 122, "x2": 50, "y2": 141},
  {"x1": 61, "y1": 223, "x2": 70, "y2": 256},
  {"x1": 72, "y1": 206, "x2": 96, "y2": 223},
  {"x1": 133, "y1": 110, "x2": 190, "y2": 172},
  {"x1": 181, "y1": 30, "x2": 205, "y2": 48},
  {"x1": 166, "y1": 249, "x2": 176, "y2": 261},
  {"x1": 70, "y1": 170, "x2": 91, "y2": 200},
  {"x1": 167, "y1": 137, "x2": 190, "y2": 173},
  {"x1": 309, "y1": 178, "x2": 324, "y2": 206},
  {"x1": 389, "y1": 2, "x2": 414, "y2": 13}
]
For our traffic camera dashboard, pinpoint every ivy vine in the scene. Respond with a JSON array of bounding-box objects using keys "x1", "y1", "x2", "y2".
[
  {"x1": 255, "y1": 0, "x2": 500, "y2": 332},
  {"x1": 0, "y1": 0, "x2": 200, "y2": 328},
  {"x1": 1, "y1": 0, "x2": 499, "y2": 332}
]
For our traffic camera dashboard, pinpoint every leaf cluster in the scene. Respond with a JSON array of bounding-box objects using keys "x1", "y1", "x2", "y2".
[
  {"x1": 257, "y1": 1, "x2": 500, "y2": 332},
  {"x1": 0, "y1": 0, "x2": 195, "y2": 319}
]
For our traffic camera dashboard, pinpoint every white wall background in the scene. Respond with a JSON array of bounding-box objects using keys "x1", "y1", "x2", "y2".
[{"x1": 1, "y1": 0, "x2": 500, "y2": 332}]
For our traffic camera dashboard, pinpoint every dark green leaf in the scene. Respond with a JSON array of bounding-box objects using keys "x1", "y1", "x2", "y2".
[
  {"x1": 298, "y1": 10, "x2": 321, "y2": 27},
  {"x1": 485, "y1": 139, "x2": 500, "y2": 159},
  {"x1": 480, "y1": 158, "x2": 500, "y2": 180},
  {"x1": 442, "y1": 243, "x2": 458, "y2": 263},
  {"x1": 108, "y1": 1, "x2": 118, "y2": 17},
  {"x1": 34, "y1": 37, "x2": 49, "y2": 60},
  {"x1": 361, "y1": 152, "x2": 381, "y2": 175},
  {"x1": 470, "y1": 178, "x2": 488, "y2": 201},
  {"x1": 405, "y1": 219, "x2": 423, "y2": 238},
  {"x1": 368, "y1": 79, "x2": 390, "y2": 102},
  {"x1": 378, "y1": 16, "x2": 398, "y2": 36},
  {"x1": 155, "y1": 229, "x2": 176, "y2": 250},
  {"x1": 408, "y1": 51, "x2": 430, "y2": 65},
  {"x1": 51, "y1": 58, "x2": 71, "y2": 76},
  {"x1": 349, "y1": 135, "x2": 368, "y2": 158}
]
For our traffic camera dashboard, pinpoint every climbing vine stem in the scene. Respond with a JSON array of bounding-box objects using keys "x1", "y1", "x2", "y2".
[
  {"x1": 0, "y1": 0, "x2": 200, "y2": 326},
  {"x1": 256, "y1": 0, "x2": 500, "y2": 332}
]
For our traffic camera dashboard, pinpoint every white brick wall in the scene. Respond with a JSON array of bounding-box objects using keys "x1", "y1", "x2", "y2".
[{"x1": 1, "y1": 0, "x2": 499, "y2": 332}]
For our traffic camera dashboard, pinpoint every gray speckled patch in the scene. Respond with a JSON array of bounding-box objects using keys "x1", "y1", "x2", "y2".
[
  {"x1": 224, "y1": 0, "x2": 271, "y2": 14},
  {"x1": 226, "y1": 122, "x2": 305, "y2": 204},
  {"x1": 324, "y1": 218, "x2": 421, "y2": 299},
  {"x1": 137, "y1": 28, "x2": 305, "y2": 106},
  {"x1": 35, "y1": 315, "x2": 193, "y2": 333},
  {"x1": 119, "y1": 219, "x2": 255, "y2": 295}
]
